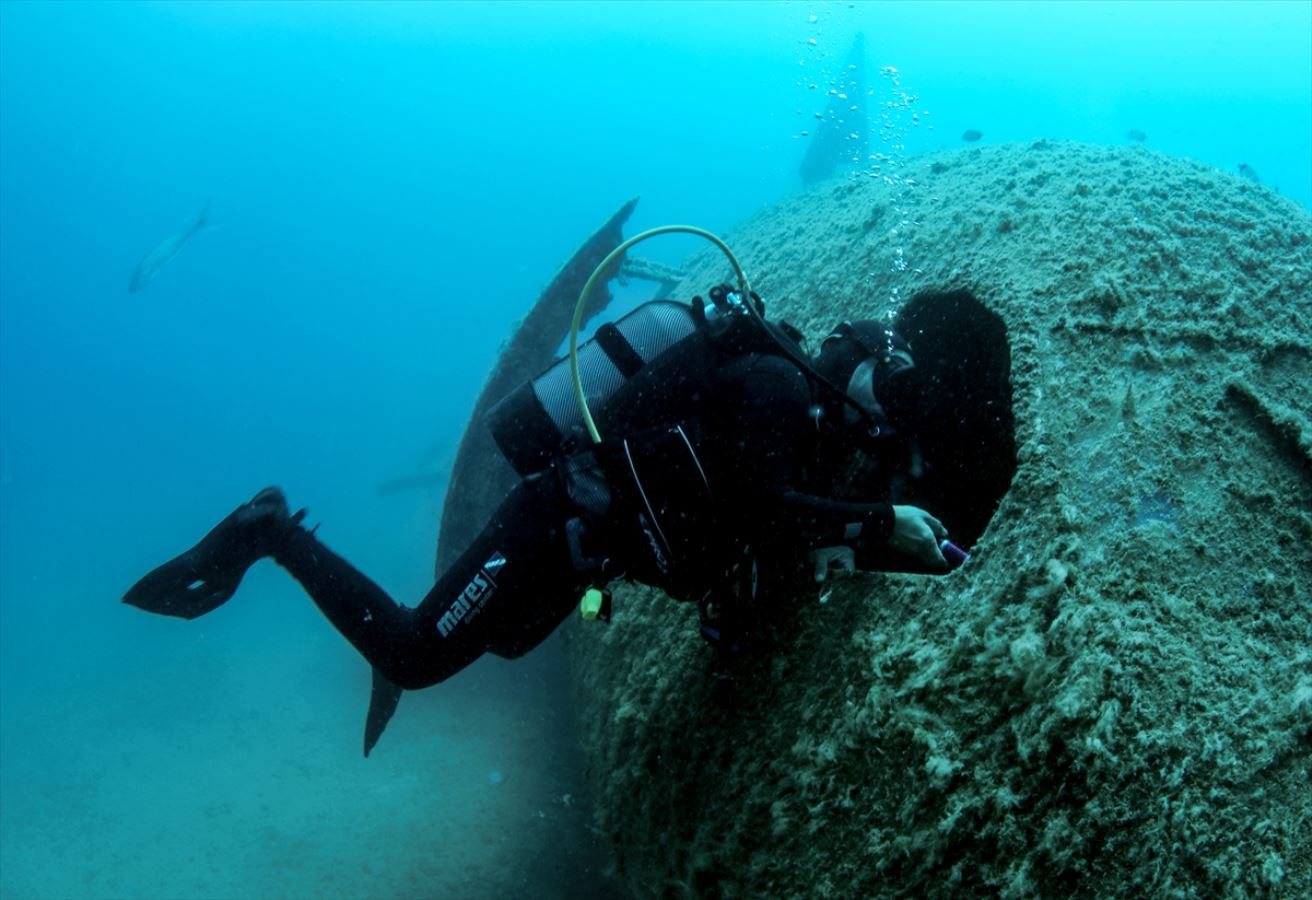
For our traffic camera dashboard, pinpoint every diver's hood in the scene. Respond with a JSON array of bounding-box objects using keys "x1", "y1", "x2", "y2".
[{"x1": 815, "y1": 320, "x2": 916, "y2": 435}]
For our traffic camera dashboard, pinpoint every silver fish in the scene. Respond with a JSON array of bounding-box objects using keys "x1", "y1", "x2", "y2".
[{"x1": 129, "y1": 200, "x2": 210, "y2": 293}]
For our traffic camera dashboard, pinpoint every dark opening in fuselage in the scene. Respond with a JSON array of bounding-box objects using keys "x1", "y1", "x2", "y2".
[{"x1": 847, "y1": 289, "x2": 1016, "y2": 569}]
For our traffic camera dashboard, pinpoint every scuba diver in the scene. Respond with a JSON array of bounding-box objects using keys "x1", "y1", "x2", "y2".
[{"x1": 123, "y1": 229, "x2": 954, "y2": 755}]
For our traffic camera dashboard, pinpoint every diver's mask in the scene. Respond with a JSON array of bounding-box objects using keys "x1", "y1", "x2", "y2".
[{"x1": 817, "y1": 321, "x2": 916, "y2": 435}]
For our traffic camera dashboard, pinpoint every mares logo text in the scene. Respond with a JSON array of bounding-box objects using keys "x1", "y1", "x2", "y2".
[{"x1": 437, "y1": 551, "x2": 506, "y2": 638}]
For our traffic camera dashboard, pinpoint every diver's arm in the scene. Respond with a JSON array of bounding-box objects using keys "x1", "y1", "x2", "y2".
[
  {"x1": 723, "y1": 354, "x2": 943, "y2": 569},
  {"x1": 722, "y1": 354, "x2": 901, "y2": 556},
  {"x1": 785, "y1": 493, "x2": 947, "y2": 571},
  {"x1": 772, "y1": 487, "x2": 895, "y2": 554}
]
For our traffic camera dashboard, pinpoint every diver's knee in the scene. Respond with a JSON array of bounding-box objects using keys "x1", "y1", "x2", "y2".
[{"x1": 386, "y1": 642, "x2": 491, "y2": 690}]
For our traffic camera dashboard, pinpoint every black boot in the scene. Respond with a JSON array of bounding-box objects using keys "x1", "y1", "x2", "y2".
[{"x1": 123, "y1": 487, "x2": 305, "y2": 619}]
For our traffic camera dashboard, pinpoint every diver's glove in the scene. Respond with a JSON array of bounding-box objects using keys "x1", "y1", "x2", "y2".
[{"x1": 811, "y1": 545, "x2": 856, "y2": 583}]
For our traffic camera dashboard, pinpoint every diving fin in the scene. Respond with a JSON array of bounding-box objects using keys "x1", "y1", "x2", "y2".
[
  {"x1": 364, "y1": 666, "x2": 403, "y2": 757},
  {"x1": 123, "y1": 487, "x2": 301, "y2": 619}
]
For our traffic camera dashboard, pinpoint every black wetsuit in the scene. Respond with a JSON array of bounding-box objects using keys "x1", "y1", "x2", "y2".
[{"x1": 270, "y1": 352, "x2": 896, "y2": 691}]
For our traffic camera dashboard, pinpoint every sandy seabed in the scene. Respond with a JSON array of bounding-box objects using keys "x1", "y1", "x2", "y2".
[{"x1": 1, "y1": 565, "x2": 619, "y2": 900}]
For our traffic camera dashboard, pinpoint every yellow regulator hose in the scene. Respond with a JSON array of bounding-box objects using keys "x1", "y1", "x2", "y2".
[{"x1": 568, "y1": 225, "x2": 751, "y2": 444}]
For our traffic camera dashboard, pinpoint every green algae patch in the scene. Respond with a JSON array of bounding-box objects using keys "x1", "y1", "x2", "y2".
[{"x1": 563, "y1": 142, "x2": 1312, "y2": 898}]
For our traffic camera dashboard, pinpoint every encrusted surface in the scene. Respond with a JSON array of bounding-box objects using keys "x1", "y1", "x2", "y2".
[{"x1": 564, "y1": 142, "x2": 1312, "y2": 898}]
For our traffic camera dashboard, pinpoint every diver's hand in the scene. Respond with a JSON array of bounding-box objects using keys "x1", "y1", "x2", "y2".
[
  {"x1": 890, "y1": 505, "x2": 948, "y2": 568},
  {"x1": 811, "y1": 546, "x2": 856, "y2": 583}
]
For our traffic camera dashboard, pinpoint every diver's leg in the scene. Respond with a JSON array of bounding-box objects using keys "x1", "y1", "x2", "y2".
[
  {"x1": 273, "y1": 470, "x2": 588, "y2": 690},
  {"x1": 269, "y1": 524, "x2": 490, "y2": 689},
  {"x1": 123, "y1": 487, "x2": 303, "y2": 619}
]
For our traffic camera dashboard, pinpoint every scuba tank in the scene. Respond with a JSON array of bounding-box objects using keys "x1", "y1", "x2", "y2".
[
  {"x1": 486, "y1": 300, "x2": 700, "y2": 476},
  {"x1": 483, "y1": 286, "x2": 781, "y2": 604},
  {"x1": 485, "y1": 286, "x2": 788, "y2": 476},
  {"x1": 486, "y1": 223, "x2": 871, "y2": 478}
]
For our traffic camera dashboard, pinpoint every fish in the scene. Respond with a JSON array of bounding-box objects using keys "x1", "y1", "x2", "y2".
[
  {"x1": 961, "y1": 129, "x2": 982, "y2": 142},
  {"x1": 375, "y1": 470, "x2": 449, "y2": 499},
  {"x1": 1237, "y1": 163, "x2": 1261, "y2": 184},
  {"x1": 128, "y1": 200, "x2": 210, "y2": 293},
  {"x1": 1125, "y1": 128, "x2": 1147, "y2": 142}
]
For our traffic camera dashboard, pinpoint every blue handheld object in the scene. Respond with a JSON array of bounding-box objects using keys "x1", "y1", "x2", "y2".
[{"x1": 940, "y1": 540, "x2": 971, "y2": 568}]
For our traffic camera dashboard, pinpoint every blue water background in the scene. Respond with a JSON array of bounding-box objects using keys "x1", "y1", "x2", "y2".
[{"x1": 2, "y1": 2, "x2": 1309, "y2": 897}]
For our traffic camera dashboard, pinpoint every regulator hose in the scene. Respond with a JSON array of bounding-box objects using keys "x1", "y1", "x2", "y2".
[{"x1": 568, "y1": 226, "x2": 753, "y2": 444}]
